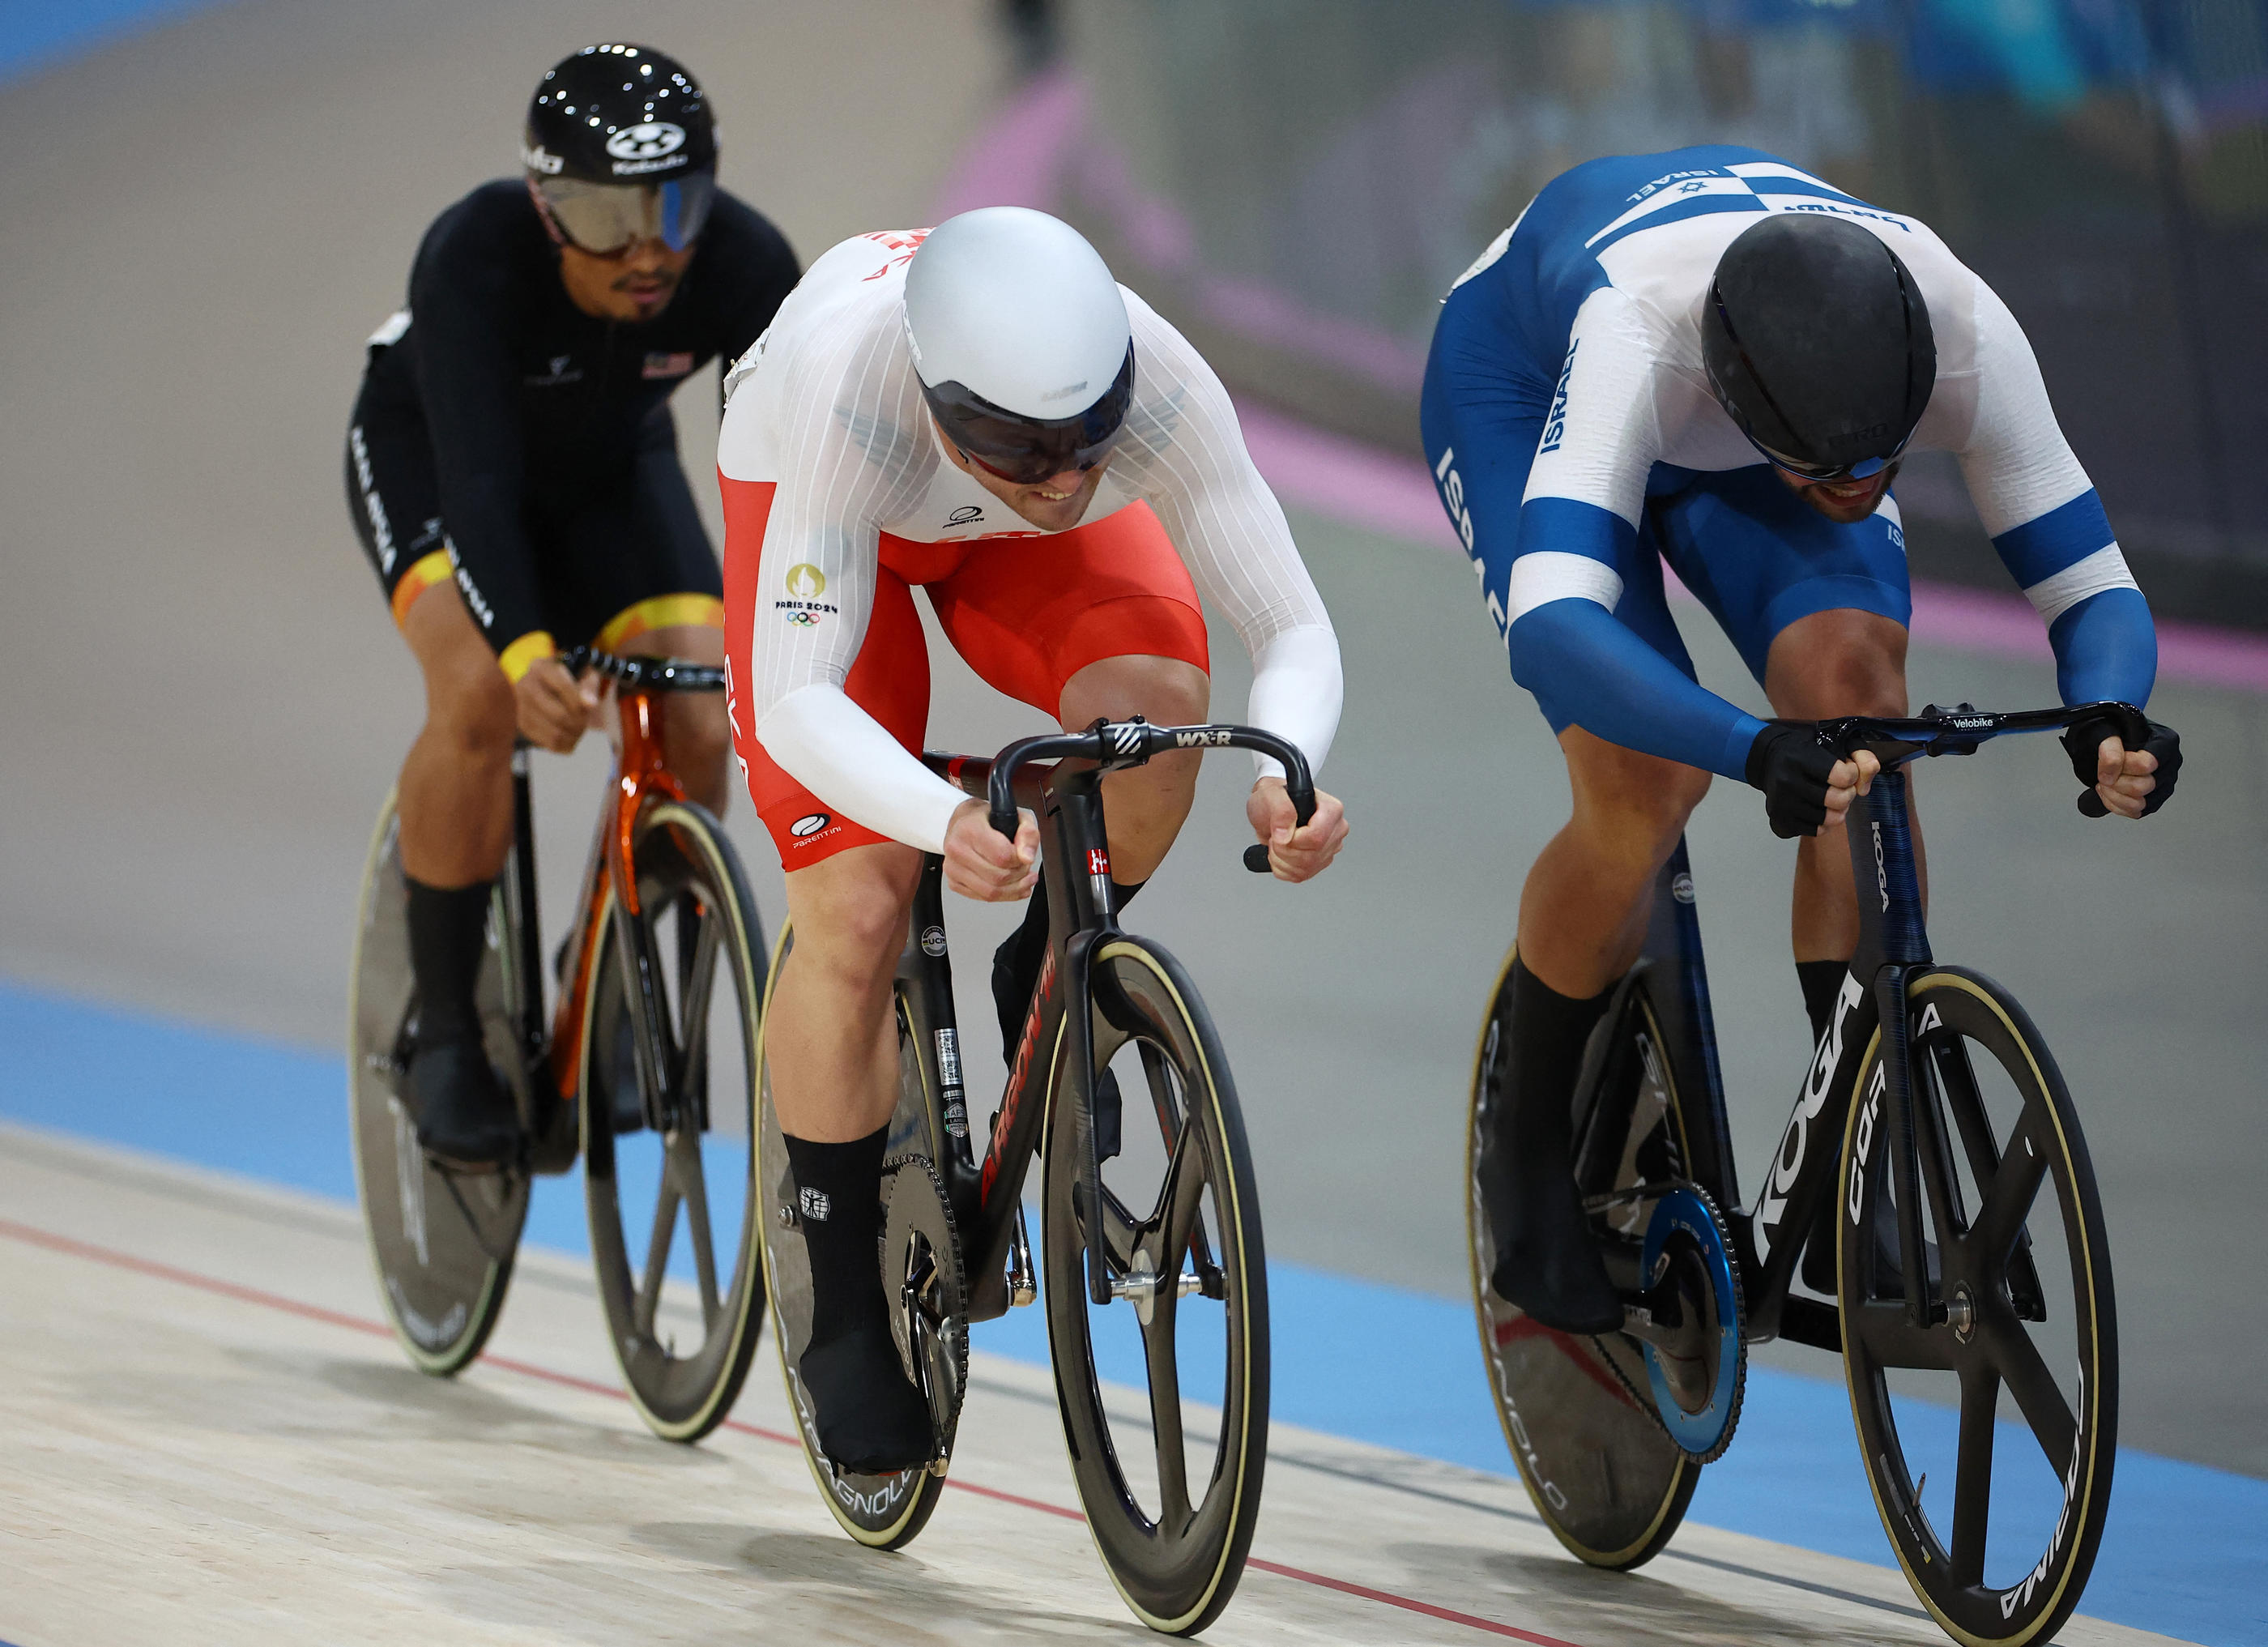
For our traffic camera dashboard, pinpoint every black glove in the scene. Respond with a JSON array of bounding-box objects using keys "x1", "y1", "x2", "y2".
[
  {"x1": 2061, "y1": 712, "x2": 2181, "y2": 818},
  {"x1": 1745, "y1": 721, "x2": 1843, "y2": 839}
]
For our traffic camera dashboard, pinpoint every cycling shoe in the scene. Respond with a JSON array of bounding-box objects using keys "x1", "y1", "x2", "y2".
[
  {"x1": 1478, "y1": 1117, "x2": 1624, "y2": 1334},
  {"x1": 411, "y1": 1037, "x2": 522, "y2": 1169},
  {"x1": 799, "y1": 1321, "x2": 936, "y2": 1475}
]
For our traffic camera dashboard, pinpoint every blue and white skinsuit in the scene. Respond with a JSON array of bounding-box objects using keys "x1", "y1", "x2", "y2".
[{"x1": 1420, "y1": 145, "x2": 2157, "y2": 778}]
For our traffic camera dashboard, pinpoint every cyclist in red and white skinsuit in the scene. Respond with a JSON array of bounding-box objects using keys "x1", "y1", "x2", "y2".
[{"x1": 718, "y1": 208, "x2": 1349, "y2": 1474}]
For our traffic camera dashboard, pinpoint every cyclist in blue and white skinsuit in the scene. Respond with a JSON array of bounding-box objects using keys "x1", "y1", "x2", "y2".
[{"x1": 1423, "y1": 144, "x2": 2184, "y2": 1333}]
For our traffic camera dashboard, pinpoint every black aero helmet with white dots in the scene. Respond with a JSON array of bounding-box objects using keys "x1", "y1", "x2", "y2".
[
  {"x1": 1702, "y1": 212, "x2": 1937, "y2": 482},
  {"x1": 523, "y1": 44, "x2": 718, "y2": 254}
]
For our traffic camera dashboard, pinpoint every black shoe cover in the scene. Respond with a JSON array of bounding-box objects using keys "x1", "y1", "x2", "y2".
[
  {"x1": 1485, "y1": 1154, "x2": 1626, "y2": 1334},
  {"x1": 800, "y1": 1321, "x2": 936, "y2": 1475},
  {"x1": 411, "y1": 1038, "x2": 521, "y2": 1168}
]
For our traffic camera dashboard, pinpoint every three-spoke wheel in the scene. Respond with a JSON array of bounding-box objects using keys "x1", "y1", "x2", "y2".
[
  {"x1": 582, "y1": 797, "x2": 770, "y2": 1442},
  {"x1": 1044, "y1": 937, "x2": 1268, "y2": 1637},
  {"x1": 1839, "y1": 969, "x2": 2117, "y2": 1646}
]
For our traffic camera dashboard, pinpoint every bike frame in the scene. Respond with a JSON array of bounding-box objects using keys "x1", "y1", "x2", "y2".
[
  {"x1": 898, "y1": 719, "x2": 1313, "y2": 1320},
  {"x1": 500, "y1": 651, "x2": 728, "y2": 1168},
  {"x1": 1596, "y1": 702, "x2": 2144, "y2": 1349}
]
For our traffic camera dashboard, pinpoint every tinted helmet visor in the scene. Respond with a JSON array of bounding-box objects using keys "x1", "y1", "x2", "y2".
[
  {"x1": 533, "y1": 169, "x2": 714, "y2": 255},
  {"x1": 923, "y1": 342, "x2": 1135, "y2": 485}
]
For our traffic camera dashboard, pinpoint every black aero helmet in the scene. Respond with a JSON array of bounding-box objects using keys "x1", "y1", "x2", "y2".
[
  {"x1": 1702, "y1": 213, "x2": 1936, "y2": 481},
  {"x1": 523, "y1": 44, "x2": 717, "y2": 254}
]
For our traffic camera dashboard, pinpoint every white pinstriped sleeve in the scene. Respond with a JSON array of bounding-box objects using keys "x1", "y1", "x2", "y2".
[
  {"x1": 1111, "y1": 296, "x2": 1344, "y2": 782},
  {"x1": 720, "y1": 300, "x2": 970, "y2": 852}
]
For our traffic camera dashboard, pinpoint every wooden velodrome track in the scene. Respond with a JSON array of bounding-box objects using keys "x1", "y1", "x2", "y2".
[{"x1": 0, "y1": 1124, "x2": 2185, "y2": 1646}]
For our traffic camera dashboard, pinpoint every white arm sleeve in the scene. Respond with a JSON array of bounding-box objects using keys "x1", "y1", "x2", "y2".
[
  {"x1": 1113, "y1": 298, "x2": 1344, "y2": 782},
  {"x1": 722, "y1": 302, "x2": 971, "y2": 854},
  {"x1": 1955, "y1": 279, "x2": 2096, "y2": 539}
]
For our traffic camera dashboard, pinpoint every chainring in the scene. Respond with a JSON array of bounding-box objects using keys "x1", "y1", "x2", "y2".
[
  {"x1": 1614, "y1": 1183, "x2": 1746, "y2": 1464},
  {"x1": 881, "y1": 1154, "x2": 969, "y2": 1465}
]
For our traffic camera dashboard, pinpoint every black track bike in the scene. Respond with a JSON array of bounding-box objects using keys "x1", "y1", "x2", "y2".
[
  {"x1": 349, "y1": 650, "x2": 770, "y2": 1441},
  {"x1": 1469, "y1": 702, "x2": 2139, "y2": 1646},
  {"x1": 757, "y1": 718, "x2": 1313, "y2": 1636}
]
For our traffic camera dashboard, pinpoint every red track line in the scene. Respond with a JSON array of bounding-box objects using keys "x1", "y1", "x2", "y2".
[{"x1": 1, "y1": 1215, "x2": 1587, "y2": 1647}]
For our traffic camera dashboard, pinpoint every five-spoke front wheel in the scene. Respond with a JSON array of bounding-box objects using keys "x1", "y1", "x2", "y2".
[
  {"x1": 1042, "y1": 937, "x2": 1268, "y2": 1638},
  {"x1": 1839, "y1": 968, "x2": 2117, "y2": 1646},
  {"x1": 583, "y1": 799, "x2": 770, "y2": 1442}
]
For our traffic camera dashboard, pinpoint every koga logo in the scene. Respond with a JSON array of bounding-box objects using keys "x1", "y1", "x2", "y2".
[
  {"x1": 945, "y1": 505, "x2": 985, "y2": 527},
  {"x1": 1173, "y1": 728, "x2": 1234, "y2": 748},
  {"x1": 796, "y1": 1184, "x2": 831, "y2": 1221},
  {"x1": 1847, "y1": 1056, "x2": 1890, "y2": 1225},
  {"x1": 1873, "y1": 821, "x2": 1889, "y2": 911},
  {"x1": 784, "y1": 563, "x2": 827, "y2": 597},
  {"x1": 1754, "y1": 972, "x2": 1865, "y2": 1255},
  {"x1": 604, "y1": 122, "x2": 685, "y2": 162},
  {"x1": 1432, "y1": 446, "x2": 1479, "y2": 556},
  {"x1": 1538, "y1": 339, "x2": 1580, "y2": 454},
  {"x1": 790, "y1": 813, "x2": 831, "y2": 838}
]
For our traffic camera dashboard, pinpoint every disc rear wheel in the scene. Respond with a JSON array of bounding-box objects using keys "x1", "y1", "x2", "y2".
[
  {"x1": 1468, "y1": 949, "x2": 1698, "y2": 1568},
  {"x1": 348, "y1": 795, "x2": 530, "y2": 1375},
  {"x1": 758, "y1": 928, "x2": 953, "y2": 1548}
]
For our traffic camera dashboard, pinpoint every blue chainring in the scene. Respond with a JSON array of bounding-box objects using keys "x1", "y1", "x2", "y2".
[{"x1": 1638, "y1": 1184, "x2": 1744, "y2": 1461}]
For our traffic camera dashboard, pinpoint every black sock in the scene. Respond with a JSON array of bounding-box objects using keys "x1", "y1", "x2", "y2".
[
  {"x1": 1797, "y1": 958, "x2": 1850, "y2": 1048},
  {"x1": 407, "y1": 877, "x2": 493, "y2": 1047},
  {"x1": 1503, "y1": 958, "x2": 1614, "y2": 1178},
  {"x1": 782, "y1": 1127, "x2": 889, "y2": 1346},
  {"x1": 1484, "y1": 957, "x2": 1623, "y2": 1333},
  {"x1": 991, "y1": 878, "x2": 1145, "y2": 1064}
]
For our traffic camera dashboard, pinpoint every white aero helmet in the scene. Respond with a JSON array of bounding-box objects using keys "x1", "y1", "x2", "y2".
[{"x1": 904, "y1": 207, "x2": 1136, "y2": 484}]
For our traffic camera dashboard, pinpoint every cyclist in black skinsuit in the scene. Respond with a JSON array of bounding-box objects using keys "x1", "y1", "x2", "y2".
[{"x1": 345, "y1": 43, "x2": 799, "y2": 1167}]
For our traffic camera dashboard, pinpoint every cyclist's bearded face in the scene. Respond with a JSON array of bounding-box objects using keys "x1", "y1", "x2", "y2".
[
  {"x1": 1777, "y1": 463, "x2": 1897, "y2": 525},
  {"x1": 933, "y1": 416, "x2": 1114, "y2": 531},
  {"x1": 558, "y1": 237, "x2": 696, "y2": 323}
]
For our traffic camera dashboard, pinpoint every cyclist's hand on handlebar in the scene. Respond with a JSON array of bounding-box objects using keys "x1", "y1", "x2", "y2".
[
  {"x1": 2061, "y1": 715, "x2": 2181, "y2": 820},
  {"x1": 1745, "y1": 722, "x2": 1878, "y2": 840},
  {"x1": 515, "y1": 655, "x2": 600, "y2": 754},
  {"x1": 944, "y1": 797, "x2": 1038, "y2": 902},
  {"x1": 1247, "y1": 777, "x2": 1347, "y2": 881}
]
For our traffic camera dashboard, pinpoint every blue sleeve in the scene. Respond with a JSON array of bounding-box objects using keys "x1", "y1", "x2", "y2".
[
  {"x1": 1506, "y1": 498, "x2": 1767, "y2": 781},
  {"x1": 1990, "y1": 489, "x2": 2157, "y2": 709},
  {"x1": 1511, "y1": 599, "x2": 1768, "y2": 779},
  {"x1": 2050, "y1": 589, "x2": 2155, "y2": 707}
]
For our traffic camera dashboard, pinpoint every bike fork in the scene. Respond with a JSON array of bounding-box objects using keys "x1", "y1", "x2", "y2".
[{"x1": 1849, "y1": 771, "x2": 1946, "y2": 1329}]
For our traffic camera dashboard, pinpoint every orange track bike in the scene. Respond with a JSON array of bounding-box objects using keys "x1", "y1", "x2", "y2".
[{"x1": 348, "y1": 647, "x2": 770, "y2": 1441}]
